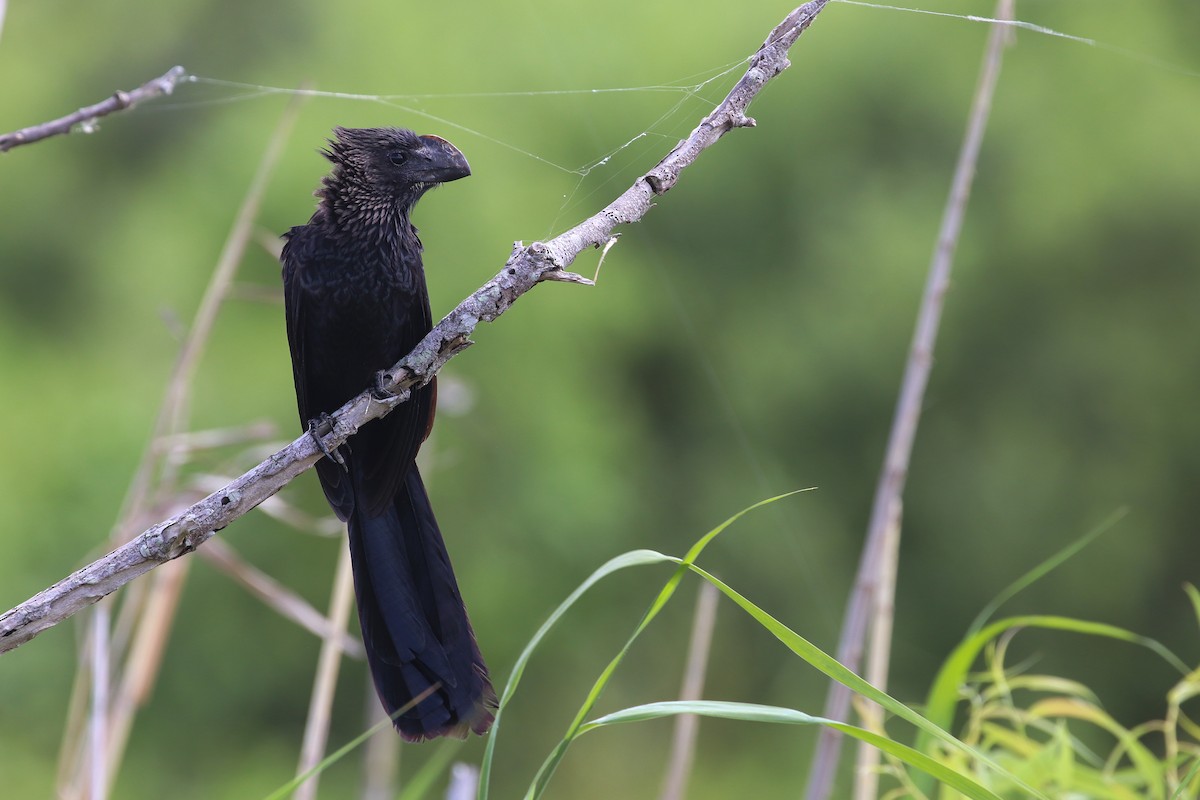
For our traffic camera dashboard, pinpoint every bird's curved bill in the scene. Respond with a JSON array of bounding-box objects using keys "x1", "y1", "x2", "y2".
[{"x1": 416, "y1": 135, "x2": 471, "y2": 183}]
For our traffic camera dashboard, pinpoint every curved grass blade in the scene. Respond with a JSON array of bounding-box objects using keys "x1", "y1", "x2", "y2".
[
  {"x1": 680, "y1": 563, "x2": 1051, "y2": 800},
  {"x1": 923, "y1": 615, "x2": 1188, "y2": 754},
  {"x1": 1183, "y1": 583, "x2": 1200, "y2": 633},
  {"x1": 915, "y1": 614, "x2": 1187, "y2": 797},
  {"x1": 261, "y1": 687, "x2": 441, "y2": 800},
  {"x1": 1027, "y1": 697, "x2": 1165, "y2": 800},
  {"x1": 261, "y1": 713, "x2": 402, "y2": 800},
  {"x1": 581, "y1": 700, "x2": 1006, "y2": 800},
  {"x1": 967, "y1": 507, "x2": 1129, "y2": 637},
  {"x1": 1172, "y1": 757, "x2": 1200, "y2": 800},
  {"x1": 476, "y1": 548, "x2": 674, "y2": 799},
  {"x1": 516, "y1": 490, "x2": 811, "y2": 800}
]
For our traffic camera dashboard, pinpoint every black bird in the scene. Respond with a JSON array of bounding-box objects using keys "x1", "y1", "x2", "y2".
[{"x1": 281, "y1": 127, "x2": 494, "y2": 740}]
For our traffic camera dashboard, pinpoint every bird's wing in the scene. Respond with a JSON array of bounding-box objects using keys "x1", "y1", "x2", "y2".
[
  {"x1": 348, "y1": 291, "x2": 435, "y2": 519},
  {"x1": 282, "y1": 229, "x2": 436, "y2": 521},
  {"x1": 282, "y1": 232, "x2": 356, "y2": 520}
]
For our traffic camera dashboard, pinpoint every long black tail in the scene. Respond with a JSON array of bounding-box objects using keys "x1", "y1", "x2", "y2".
[{"x1": 347, "y1": 467, "x2": 495, "y2": 741}]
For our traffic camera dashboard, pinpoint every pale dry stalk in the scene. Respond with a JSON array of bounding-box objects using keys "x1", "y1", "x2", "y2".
[{"x1": 804, "y1": 2, "x2": 1016, "y2": 797}]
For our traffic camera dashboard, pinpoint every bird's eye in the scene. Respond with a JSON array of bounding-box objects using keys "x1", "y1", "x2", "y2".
[{"x1": 387, "y1": 151, "x2": 407, "y2": 166}]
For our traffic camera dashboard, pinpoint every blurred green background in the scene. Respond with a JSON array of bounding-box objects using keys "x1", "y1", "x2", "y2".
[{"x1": 2, "y1": 0, "x2": 1198, "y2": 797}]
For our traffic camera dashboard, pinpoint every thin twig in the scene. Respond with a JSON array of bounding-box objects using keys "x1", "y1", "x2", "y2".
[
  {"x1": 803, "y1": 3, "x2": 1015, "y2": 798},
  {"x1": 0, "y1": 66, "x2": 186, "y2": 152},
  {"x1": 659, "y1": 582, "x2": 720, "y2": 800},
  {"x1": 227, "y1": 282, "x2": 285, "y2": 304},
  {"x1": 294, "y1": 544, "x2": 356, "y2": 800},
  {"x1": 153, "y1": 421, "x2": 278, "y2": 457},
  {"x1": 0, "y1": 0, "x2": 830, "y2": 654},
  {"x1": 198, "y1": 537, "x2": 363, "y2": 658}
]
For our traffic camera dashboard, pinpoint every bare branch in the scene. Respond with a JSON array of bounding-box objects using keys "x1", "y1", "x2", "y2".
[
  {"x1": 0, "y1": 66, "x2": 186, "y2": 153},
  {"x1": 0, "y1": 0, "x2": 830, "y2": 654},
  {"x1": 191, "y1": 474, "x2": 344, "y2": 536}
]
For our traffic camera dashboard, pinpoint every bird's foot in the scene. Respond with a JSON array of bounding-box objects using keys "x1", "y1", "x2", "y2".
[
  {"x1": 372, "y1": 370, "x2": 397, "y2": 401},
  {"x1": 307, "y1": 413, "x2": 347, "y2": 471}
]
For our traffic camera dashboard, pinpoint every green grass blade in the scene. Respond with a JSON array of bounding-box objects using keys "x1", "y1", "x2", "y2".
[
  {"x1": 967, "y1": 507, "x2": 1129, "y2": 637},
  {"x1": 262, "y1": 685, "x2": 450, "y2": 800},
  {"x1": 924, "y1": 615, "x2": 1188, "y2": 752},
  {"x1": 518, "y1": 490, "x2": 811, "y2": 800},
  {"x1": 260, "y1": 713, "x2": 397, "y2": 800},
  {"x1": 1183, "y1": 583, "x2": 1200, "y2": 633},
  {"x1": 681, "y1": 562, "x2": 1052, "y2": 800},
  {"x1": 915, "y1": 614, "x2": 1188, "y2": 797},
  {"x1": 580, "y1": 700, "x2": 1007, "y2": 800},
  {"x1": 477, "y1": 548, "x2": 674, "y2": 800},
  {"x1": 1172, "y1": 757, "x2": 1200, "y2": 800}
]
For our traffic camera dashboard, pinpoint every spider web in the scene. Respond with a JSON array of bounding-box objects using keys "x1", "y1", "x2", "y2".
[{"x1": 154, "y1": 0, "x2": 1198, "y2": 236}]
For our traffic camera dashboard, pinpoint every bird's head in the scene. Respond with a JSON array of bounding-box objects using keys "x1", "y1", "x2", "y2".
[{"x1": 319, "y1": 127, "x2": 471, "y2": 210}]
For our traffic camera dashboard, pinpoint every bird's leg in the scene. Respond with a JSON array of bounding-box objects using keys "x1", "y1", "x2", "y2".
[{"x1": 307, "y1": 413, "x2": 347, "y2": 471}]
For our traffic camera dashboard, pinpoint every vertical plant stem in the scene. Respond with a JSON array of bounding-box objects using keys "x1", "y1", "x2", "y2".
[
  {"x1": 852, "y1": 497, "x2": 901, "y2": 800},
  {"x1": 294, "y1": 543, "x2": 356, "y2": 800},
  {"x1": 103, "y1": 559, "x2": 190, "y2": 795},
  {"x1": 89, "y1": 603, "x2": 110, "y2": 800},
  {"x1": 361, "y1": 687, "x2": 399, "y2": 800},
  {"x1": 55, "y1": 93, "x2": 307, "y2": 800},
  {"x1": 659, "y1": 582, "x2": 720, "y2": 800},
  {"x1": 803, "y1": 3, "x2": 1015, "y2": 798}
]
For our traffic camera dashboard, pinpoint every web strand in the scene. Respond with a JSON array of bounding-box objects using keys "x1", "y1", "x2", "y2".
[
  {"x1": 184, "y1": 59, "x2": 749, "y2": 180},
  {"x1": 169, "y1": 5, "x2": 1194, "y2": 188},
  {"x1": 833, "y1": 0, "x2": 1200, "y2": 79}
]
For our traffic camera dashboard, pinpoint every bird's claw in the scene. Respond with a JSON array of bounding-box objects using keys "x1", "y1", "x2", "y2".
[
  {"x1": 308, "y1": 413, "x2": 347, "y2": 472},
  {"x1": 372, "y1": 370, "x2": 397, "y2": 401}
]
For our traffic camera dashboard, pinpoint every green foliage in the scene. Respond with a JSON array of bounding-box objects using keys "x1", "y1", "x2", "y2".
[
  {"x1": 908, "y1": 620, "x2": 1200, "y2": 800},
  {"x1": 496, "y1": 507, "x2": 1200, "y2": 799}
]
